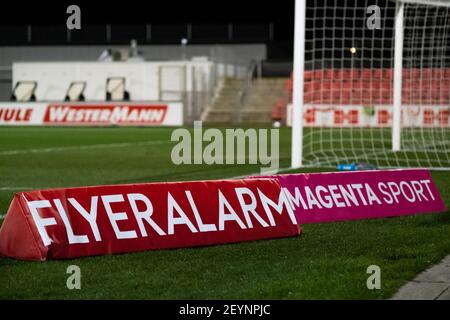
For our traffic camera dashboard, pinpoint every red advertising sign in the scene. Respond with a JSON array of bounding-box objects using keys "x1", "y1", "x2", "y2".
[
  {"x1": 0, "y1": 107, "x2": 33, "y2": 123},
  {"x1": 43, "y1": 104, "x2": 168, "y2": 125},
  {"x1": 286, "y1": 104, "x2": 450, "y2": 128},
  {"x1": 0, "y1": 179, "x2": 301, "y2": 260},
  {"x1": 0, "y1": 102, "x2": 183, "y2": 126},
  {"x1": 424, "y1": 109, "x2": 449, "y2": 125},
  {"x1": 0, "y1": 170, "x2": 445, "y2": 261},
  {"x1": 334, "y1": 109, "x2": 359, "y2": 125}
]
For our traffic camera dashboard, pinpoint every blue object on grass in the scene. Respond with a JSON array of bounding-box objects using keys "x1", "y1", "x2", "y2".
[
  {"x1": 336, "y1": 163, "x2": 357, "y2": 171},
  {"x1": 336, "y1": 162, "x2": 377, "y2": 171}
]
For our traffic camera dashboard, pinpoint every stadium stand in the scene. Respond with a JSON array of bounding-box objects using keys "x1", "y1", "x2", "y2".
[{"x1": 272, "y1": 68, "x2": 450, "y2": 124}]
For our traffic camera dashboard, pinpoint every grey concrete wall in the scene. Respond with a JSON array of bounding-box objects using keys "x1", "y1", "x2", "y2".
[{"x1": 0, "y1": 44, "x2": 266, "y2": 65}]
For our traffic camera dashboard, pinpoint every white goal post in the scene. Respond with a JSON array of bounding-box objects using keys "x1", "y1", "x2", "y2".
[{"x1": 291, "y1": 0, "x2": 450, "y2": 169}]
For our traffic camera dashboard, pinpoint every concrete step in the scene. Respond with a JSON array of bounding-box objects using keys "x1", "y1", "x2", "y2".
[
  {"x1": 242, "y1": 106, "x2": 275, "y2": 112},
  {"x1": 204, "y1": 114, "x2": 233, "y2": 123},
  {"x1": 245, "y1": 97, "x2": 281, "y2": 104},
  {"x1": 203, "y1": 77, "x2": 288, "y2": 124},
  {"x1": 213, "y1": 101, "x2": 236, "y2": 107},
  {"x1": 213, "y1": 102, "x2": 236, "y2": 108},
  {"x1": 208, "y1": 109, "x2": 235, "y2": 114},
  {"x1": 240, "y1": 114, "x2": 272, "y2": 123}
]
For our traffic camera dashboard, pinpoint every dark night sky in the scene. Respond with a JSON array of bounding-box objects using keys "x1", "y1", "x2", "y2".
[
  {"x1": 4, "y1": 0, "x2": 439, "y2": 64},
  {"x1": 0, "y1": 1, "x2": 295, "y2": 27},
  {"x1": 0, "y1": 0, "x2": 296, "y2": 57}
]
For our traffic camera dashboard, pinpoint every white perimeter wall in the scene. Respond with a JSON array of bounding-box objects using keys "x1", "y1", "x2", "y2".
[{"x1": 13, "y1": 60, "x2": 215, "y2": 102}]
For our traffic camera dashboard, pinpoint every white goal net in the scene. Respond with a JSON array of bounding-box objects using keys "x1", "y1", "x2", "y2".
[{"x1": 291, "y1": 0, "x2": 450, "y2": 169}]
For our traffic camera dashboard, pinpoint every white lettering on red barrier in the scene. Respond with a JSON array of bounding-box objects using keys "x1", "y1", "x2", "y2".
[
  {"x1": 0, "y1": 107, "x2": 33, "y2": 123},
  {"x1": 27, "y1": 187, "x2": 298, "y2": 245},
  {"x1": 44, "y1": 105, "x2": 168, "y2": 125},
  {"x1": 0, "y1": 170, "x2": 445, "y2": 260},
  {"x1": 0, "y1": 102, "x2": 183, "y2": 126},
  {"x1": 0, "y1": 179, "x2": 300, "y2": 260},
  {"x1": 286, "y1": 104, "x2": 450, "y2": 128}
]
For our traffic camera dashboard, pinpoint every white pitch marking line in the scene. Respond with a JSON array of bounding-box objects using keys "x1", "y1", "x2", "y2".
[
  {"x1": 0, "y1": 187, "x2": 39, "y2": 190},
  {"x1": 228, "y1": 166, "x2": 296, "y2": 179},
  {"x1": 0, "y1": 167, "x2": 297, "y2": 191},
  {"x1": 0, "y1": 140, "x2": 168, "y2": 156},
  {"x1": 0, "y1": 167, "x2": 297, "y2": 192}
]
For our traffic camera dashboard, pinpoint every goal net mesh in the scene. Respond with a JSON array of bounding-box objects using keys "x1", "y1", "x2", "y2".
[{"x1": 297, "y1": 0, "x2": 450, "y2": 169}]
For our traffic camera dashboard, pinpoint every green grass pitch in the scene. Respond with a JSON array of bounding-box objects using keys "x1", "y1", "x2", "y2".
[{"x1": 0, "y1": 126, "x2": 449, "y2": 299}]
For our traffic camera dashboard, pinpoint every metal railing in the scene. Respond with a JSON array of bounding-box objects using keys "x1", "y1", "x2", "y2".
[
  {"x1": 234, "y1": 59, "x2": 262, "y2": 124},
  {"x1": 0, "y1": 23, "x2": 274, "y2": 45}
]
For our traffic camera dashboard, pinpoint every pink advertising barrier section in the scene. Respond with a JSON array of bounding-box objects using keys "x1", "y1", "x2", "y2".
[{"x1": 269, "y1": 169, "x2": 447, "y2": 224}]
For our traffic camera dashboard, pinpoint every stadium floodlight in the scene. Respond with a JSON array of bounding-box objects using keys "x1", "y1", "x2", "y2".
[
  {"x1": 10, "y1": 81, "x2": 37, "y2": 102},
  {"x1": 106, "y1": 77, "x2": 130, "y2": 101},
  {"x1": 64, "y1": 81, "x2": 86, "y2": 102},
  {"x1": 291, "y1": 0, "x2": 450, "y2": 170}
]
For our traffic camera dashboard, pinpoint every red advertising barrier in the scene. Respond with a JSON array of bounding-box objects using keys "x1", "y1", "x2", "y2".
[
  {"x1": 0, "y1": 179, "x2": 300, "y2": 260},
  {"x1": 43, "y1": 104, "x2": 168, "y2": 125},
  {"x1": 285, "y1": 104, "x2": 450, "y2": 128},
  {"x1": 273, "y1": 169, "x2": 447, "y2": 224},
  {"x1": 0, "y1": 169, "x2": 445, "y2": 261},
  {"x1": 0, "y1": 102, "x2": 183, "y2": 126}
]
